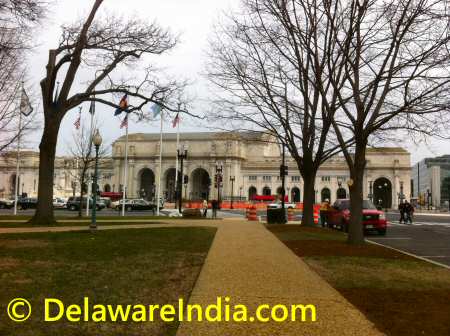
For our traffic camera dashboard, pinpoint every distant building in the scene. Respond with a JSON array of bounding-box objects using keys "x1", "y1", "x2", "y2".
[
  {"x1": 412, "y1": 155, "x2": 450, "y2": 208},
  {"x1": 0, "y1": 151, "x2": 114, "y2": 199},
  {"x1": 0, "y1": 132, "x2": 412, "y2": 209}
]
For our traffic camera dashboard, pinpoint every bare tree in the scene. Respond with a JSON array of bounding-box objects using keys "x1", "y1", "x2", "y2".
[
  {"x1": 66, "y1": 118, "x2": 108, "y2": 217},
  {"x1": 0, "y1": 0, "x2": 45, "y2": 153},
  {"x1": 325, "y1": 0, "x2": 450, "y2": 244},
  {"x1": 32, "y1": 0, "x2": 186, "y2": 225},
  {"x1": 207, "y1": 0, "x2": 351, "y2": 226}
]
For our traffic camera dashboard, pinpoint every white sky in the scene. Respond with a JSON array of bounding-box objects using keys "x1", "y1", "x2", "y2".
[{"x1": 24, "y1": 0, "x2": 449, "y2": 164}]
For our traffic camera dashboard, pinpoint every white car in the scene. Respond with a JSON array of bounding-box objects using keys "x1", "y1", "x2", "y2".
[
  {"x1": 267, "y1": 202, "x2": 297, "y2": 209},
  {"x1": 53, "y1": 197, "x2": 67, "y2": 209}
]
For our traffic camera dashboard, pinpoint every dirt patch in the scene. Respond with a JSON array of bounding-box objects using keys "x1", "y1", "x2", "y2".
[
  {"x1": 0, "y1": 239, "x2": 49, "y2": 249},
  {"x1": 284, "y1": 239, "x2": 413, "y2": 259},
  {"x1": 339, "y1": 288, "x2": 450, "y2": 336},
  {"x1": 0, "y1": 257, "x2": 21, "y2": 268}
]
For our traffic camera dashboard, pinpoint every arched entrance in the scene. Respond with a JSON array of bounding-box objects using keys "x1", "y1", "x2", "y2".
[
  {"x1": 262, "y1": 187, "x2": 271, "y2": 196},
  {"x1": 321, "y1": 188, "x2": 331, "y2": 202},
  {"x1": 291, "y1": 187, "x2": 301, "y2": 202},
  {"x1": 248, "y1": 186, "x2": 257, "y2": 200},
  {"x1": 276, "y1": 186, "x2": 284, "y2": 200},
  {"x1": 139, "y1": 168, "x2": 155, "y2": 201},
  {"x1": 337, "y1": 188, "x2": 347, "y2": 199},
  {"x1": 104, "y1": 184, "x2": 111, "y2": 192},
  {"x1": 191, "y1": 168, "x2": 210, "y2": 201},
  {"x1": 165, "y1": 168, "x2": 177, "y2": 202},
  {"x1": 374, "y1": 177, "x2": 392, "y2": 209}
]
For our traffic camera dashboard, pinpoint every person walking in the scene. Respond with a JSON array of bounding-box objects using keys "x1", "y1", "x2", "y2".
[
  {"x1": 405, "y1": 200, "x2": 414, "y2": 224},
  {"x1": 202, "y1": 199, "x2": 208, "y2": 218},
  {"x1": 211, "y1": 199, "x2": 218, "y2": 219},
  {"x1": 398, "y1": 200, "x2": 406, "y2": 224}
]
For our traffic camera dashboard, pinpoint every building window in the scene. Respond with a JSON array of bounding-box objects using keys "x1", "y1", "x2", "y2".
[
  {"x1": 263, "y1": 176, "x2": 272, "y2": 182},
  {"x1": 291, "y1": 176, "x2": 301, "y2": 182},
  {"x1": 321, "y1": 176, "x2": 331, "y2": 182},
  {"x1": 248, "y1": 176, "x2": 257, "y2": 181}
]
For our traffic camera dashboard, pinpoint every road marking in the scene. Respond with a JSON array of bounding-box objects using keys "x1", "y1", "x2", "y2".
[
  {"x1": 420, "y1": 256, "x2": 449, "y2": 258},
  {"x1": 372, "y1": 237, "x2": 412, "y2": 240}
]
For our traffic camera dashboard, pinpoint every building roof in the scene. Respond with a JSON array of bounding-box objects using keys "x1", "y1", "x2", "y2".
[
  {"x1": 366, "y1": 147, "x2": 409, "y2": 153},
  {"x1": 114, "y1": 131, "x2": 268, "y2": 143}
]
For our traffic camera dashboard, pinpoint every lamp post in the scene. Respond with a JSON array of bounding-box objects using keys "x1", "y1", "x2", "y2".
[
  {"x1": 177, "y1": 145, "x2": 188, "y2": 214},
  {"x1": 215, "y1": 163, "x2": 223, "y2": 206},
  {"x1": 230, "y1": 176, "x2": 235, "y2": 209},
  {"x1": 368, "y1": 181, "x2": 373, "y2": 202},
  {"x1": 239, "y1": 186, "x2": 243, "y2": 201},
  {"x1": 91, "y1": 129, "x2": 102, "y2": 231}
]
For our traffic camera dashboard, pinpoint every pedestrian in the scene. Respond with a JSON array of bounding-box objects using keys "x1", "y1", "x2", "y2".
[
  {"x1": 398, "y1": 200, "x2": 406, "y2": 224},
  {"x1": 405, "y1": 200, "x2": 414, "y2": 224},
  {"x1": 320, "y1": 199, "x2": 331, "y2": 227},
  {"x1": 211, "y1": 199, "x2": 218, "y2": 219},
  {"x1": 202, "y1": 199, "x2": 208, "y2": 218}
]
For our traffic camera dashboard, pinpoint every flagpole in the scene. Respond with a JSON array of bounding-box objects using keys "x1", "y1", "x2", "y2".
[
  {"x1": 86, "y1": 105, "x2": 93, "y2": 217},
  {"x1": 174, "y1": 104, "x2": 181, "y2": 210},
  {"x1": 156, "y1": 109, "x2": 164, "y2": 216},
  {"x1": 121, "y1": 116, "x2": 129, "y2": 217},
  {"x1": 13, "y1": 106, "x2": 22, "y2": 216}
]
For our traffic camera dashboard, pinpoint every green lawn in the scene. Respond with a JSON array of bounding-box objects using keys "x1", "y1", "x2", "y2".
[
  {"x1": 269, "y1": 225, "x2": 450, "y2": 336},
  {"x1": 0, "y1": 227, "x2": 216, "y2": 336}
]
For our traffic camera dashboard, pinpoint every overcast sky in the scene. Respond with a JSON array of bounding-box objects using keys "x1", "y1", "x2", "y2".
[{"x1": 25, "y1": 0, "x2": 448, "y2": 164}]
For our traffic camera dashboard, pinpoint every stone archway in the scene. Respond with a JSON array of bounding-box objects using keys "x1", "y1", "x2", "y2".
[
  {"x1": 374, "y1": 177, "x2": 392, "y2": 209},
  {"x1": 165, "y1": 168, "x2": 177, "y2": 202},
  {"x1": 321, "y1": 188, "x2": 331, "y2": 202},
  {"x1": 291, "y1": 187, "x2": 301, "y2": 202},
  {"x1": 262, "y1": 186, "x2": 271, "y2": 196},
  {"x1": 104, "y1": 184, "x2": 111, "y2": 192},
  {"x1": 191, "y1": 168, "x2": 210, "y2": 201},
  {"x1": 139, "y1": 168, "x2": 155, "y2": 201},
  {"x1": 248, "y1": 186, "x2": 257, "y2": 200},
  {"x1": 337, "y1": 188, "x2": 347, "y2": 199}
]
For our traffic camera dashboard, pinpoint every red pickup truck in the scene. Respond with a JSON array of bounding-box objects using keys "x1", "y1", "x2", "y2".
[{"x1": 326, "y1": 199, "x2": 387, "y2": 235}]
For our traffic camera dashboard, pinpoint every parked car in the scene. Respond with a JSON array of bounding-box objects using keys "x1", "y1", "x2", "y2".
[
  {"x1": 66, "y1": 197, "x2": 105, "y2": 211},
  {"x1": 17, "y1": 198, "x2": 38, "y2": 210},
  {"x1": 99, "y1": 197, "x2": 112, "y2": 208},
  {"x1": 267, "y1": 202, "x2": 297, "y2": 209},
  {"x1": 53, "y1": 197, "x2": 67, "y2": 209},
  {"x1": 114, "y1": 199, "x2": 157, "y2": 213},
  {"x1": 0, "y1": 199, "x2": 14, "y2": 209},
  {"x1": 326, "y1": 199, "x2": 387, "y2": 235}
]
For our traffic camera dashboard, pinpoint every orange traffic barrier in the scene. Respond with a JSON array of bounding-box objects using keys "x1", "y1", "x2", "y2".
[
  {"x1": 313, "y1": 205, "x2": 320, "y2": 225},
  {"x1": 245, "y1": 207, "x2": 250, "y2": 219},
  {"x1": 247, "y1": 206, "x2": 258, "y2": 221},
  {"x1": 287, "y1": 208, "x2": 295, "y2": 222}
]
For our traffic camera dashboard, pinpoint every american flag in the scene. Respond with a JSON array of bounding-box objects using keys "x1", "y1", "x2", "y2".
[
  {"x1": 120, "y1": 115, "x2": 128, "y2": 129},
  {"x1": 74, "y1": 114, "x2": 81, "y2": 130},
  {"x1": 172, "y1": 112, "x2": 180, "y2": 128}
]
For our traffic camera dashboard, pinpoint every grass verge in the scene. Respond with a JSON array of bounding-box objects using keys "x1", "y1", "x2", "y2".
[
  {"x1": 268, "y1": 225, "x2": 450, "y2": 336},
  {"x1": 0, "y1": 227, "x2": 216, "y2": 336}
]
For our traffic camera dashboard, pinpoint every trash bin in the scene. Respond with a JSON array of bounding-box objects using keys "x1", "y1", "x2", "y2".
[{"x1": 267, "y1": 208, "x2": 287, "y2": 224}]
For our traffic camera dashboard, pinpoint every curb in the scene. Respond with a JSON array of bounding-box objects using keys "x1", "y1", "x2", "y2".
[{"x1": 366, "y1": 239, "x2": 450, "y2": 270}]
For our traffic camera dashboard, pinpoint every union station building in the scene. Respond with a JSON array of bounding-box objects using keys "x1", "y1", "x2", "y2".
[{"x1": 0, "y1": 132, "x2": 411, "y2": 209}]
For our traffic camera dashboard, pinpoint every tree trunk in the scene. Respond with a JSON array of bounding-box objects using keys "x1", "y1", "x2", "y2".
[
  {"x1": 302, "y1": 169, "x2": 317, "y2": 227},
  {"x1": 29, "y1": 113, "x2": 62, "y2": 226},
  {"x1": 347, "y1": 144, "x2": 367, "y2": 245}
]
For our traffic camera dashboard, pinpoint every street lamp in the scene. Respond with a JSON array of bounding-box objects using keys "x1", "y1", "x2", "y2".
[
  {"x1": 215, "y1": 163, "x2": 223, "y2": 206},
  {"x1": 177, "y1": 145, "x2": 188, "y2": 214},
  {"x1": 239, "y1": 186, "x2": 243, "y2": 201},
  {"x1": 230, "y1": 176, "x2": 235, "y2": 209},
  {"x1": 91, "y1": 129, "x2": 102, "y2": 231}
]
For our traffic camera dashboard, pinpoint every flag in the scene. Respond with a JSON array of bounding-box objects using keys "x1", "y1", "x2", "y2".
[
  {"x1": 151, "y1": 103, "x2": 162, "y2": 118},
  {"x1": 172, "y1": 112, "x2": 180, "y2": 128},
  {"x1": 89, "y1": 100, "x2": 95, "y2": 115},
  {"x1": 114, "y1": 94, "x2": 128, "y2": 116},
  {"x1": 20, "y1": 88, "x2": 33, "y2": 116},
  {"x1": 74, "y1": 113, "x2": 81, "y2": 130},
  {"x1": 120, "y1": 114, "x2": 128, "y2": 129}
]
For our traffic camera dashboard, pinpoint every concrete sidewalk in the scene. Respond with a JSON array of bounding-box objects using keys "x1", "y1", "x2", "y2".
[{"x1": 177, "y1": 220, "x2": 382, "y2": 336}]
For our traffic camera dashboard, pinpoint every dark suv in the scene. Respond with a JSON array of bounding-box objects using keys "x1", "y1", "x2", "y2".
[
  {"x1": 66, "y1": 197, "x2": 105, "y2": 211},
  {"x1": 17, "y1": 198, "x2": 38, "y2": 210}
]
